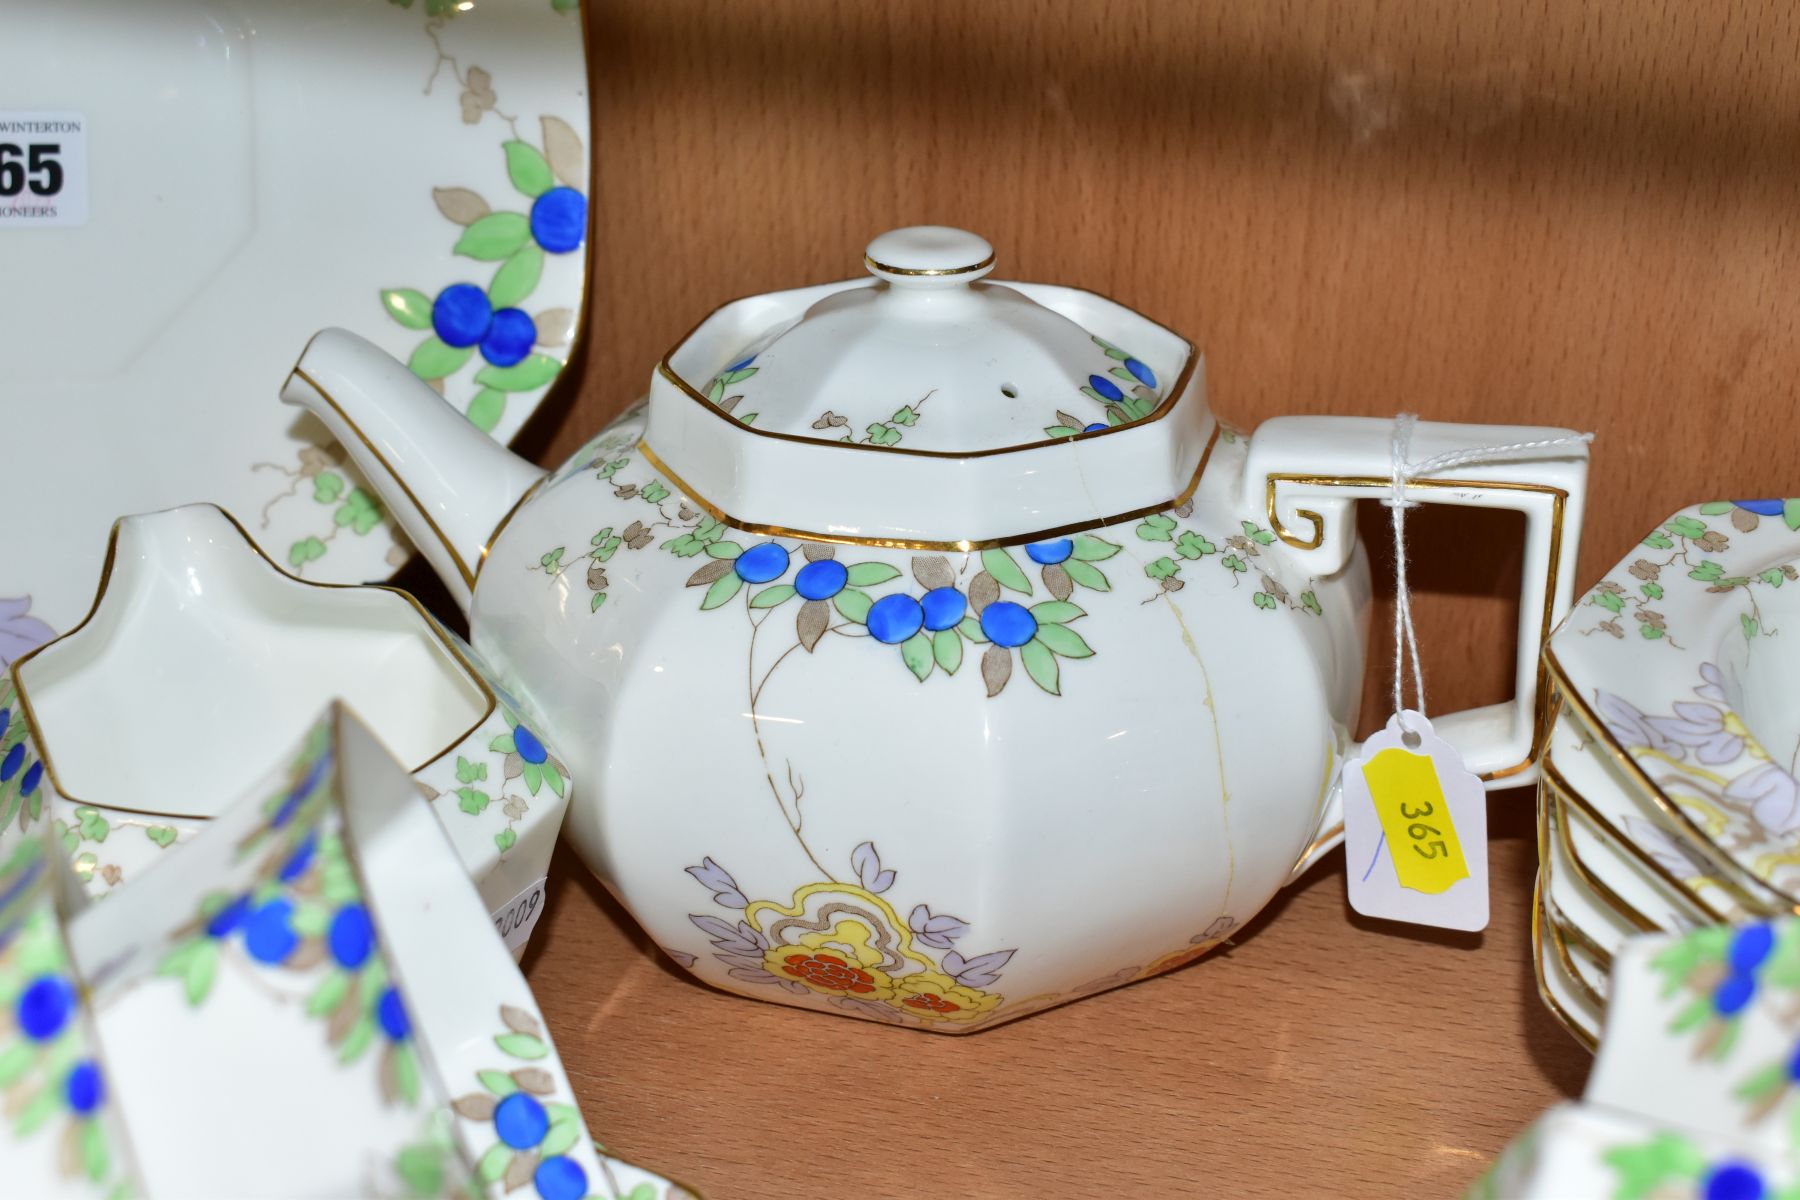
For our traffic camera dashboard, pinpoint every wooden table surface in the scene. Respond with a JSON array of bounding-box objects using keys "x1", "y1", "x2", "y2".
[
  {"x1": 523, "y1": 792, "x2": 1585, "y2": 1199},
  {"x1": 490, "y1": 3, "x2": 1800, "y2": 1194}
]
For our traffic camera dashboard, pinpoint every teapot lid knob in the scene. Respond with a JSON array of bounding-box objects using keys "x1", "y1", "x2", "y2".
[{"x1": 863, "y1": 226, "x2": 995, "y2": 288}]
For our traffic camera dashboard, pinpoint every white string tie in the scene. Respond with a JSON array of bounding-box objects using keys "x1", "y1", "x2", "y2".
[{"x1": 1385, "y1": 414, "x2": 1594, "y2": 744}]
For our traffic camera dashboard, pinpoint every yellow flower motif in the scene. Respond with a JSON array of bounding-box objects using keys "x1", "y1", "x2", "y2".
[
  {"x1": 764, "y1": 920, "x2": 897, "y2": 1000},
  {"x1": 890, "y1": 971, "x2": 1001, "y2": 1022}
]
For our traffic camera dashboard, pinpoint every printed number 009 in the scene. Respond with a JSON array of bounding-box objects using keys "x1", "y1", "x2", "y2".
[{"x1": 0, "y1": 144, "x2": 63, "y2": 198}]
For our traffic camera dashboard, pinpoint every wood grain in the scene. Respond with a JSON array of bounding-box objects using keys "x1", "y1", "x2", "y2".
[{"x1": 506, "y1": 2, "x2": 1800, "y2": 1194}]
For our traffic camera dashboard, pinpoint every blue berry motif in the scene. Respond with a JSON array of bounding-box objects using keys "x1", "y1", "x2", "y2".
[
  {"x1": 1704, "y1": 1162, "x2": 1767, "y2": 1200},
  {"x1": 1731, "y1": 924, "x2": 1776, "y2": 973},
  {"x1": 17, "y1": 975, "x2": 75, "y2": 1041},
  {"x1": 866, "y1": 595, "x2": 924, "y2": 644},
  {"x1": 206, "y1": 895, "x2": 252, "y2": 939},
  {"x1": 1088, "y1": 373, "x2": 1124, "y2": 402},
  {"x1": 377, "y1": 987, "x2": 410, "y2": 1041},
  {"x1": 1734, "y1": 500, "x2": 1786, "y2": 517},
  {"x1": 18, "y1": 761, "x2": 40, "y2": 796},
  {"x1": 493, "y1": 1092, "x2": 549, "y2": 1149},
  {"x1": 432, "y1": 283, "x2": 493, "y2": 349},
  {"x1": 513, "y1": 724, "x2": 549, "y2": 765},
  {"x1": 734, "y1": 543, "x2": 790, "y2": 584},
  {"x1": 278, "y1": 832, "x2": 317, "y2": 883},
  {"x1": 1124, "y1": 357, "x2": 1157, "y2": 389},
  {"x1": 244, "y1": 898, "x2": 299, "y2": 965},
  {"x1": 1083, "y1": 422, "x2": 1108, "y2": 433},
  {"x1": 480, "y1": 307, "x2": 537, "y2": 367},
  {"x1": 1025, "y1": 539, "x2": 1073, "y2": 565},
  {"x1": 1714, "y1": 972, "x2": 1758, "y2": 1017},
  {"x1": 920, "y1": 587, "x2": 967, "y2": 631},
  {"x1": 980, "y1": 601, "x2": 1038, "y2": 649},
  {"x1": 534, "y1": 1156, "x2": 588, "y2": 1200},
  {"x1": 64, "y1": 1060, "x2": 104, "y2": 1115},
  {"x1": 0, "y1": 743, "x2": 22, "y2": 783},
  {"x1": 795, "y1": 559, "x2": 849, "y2": 601},
  {"x1": 328, "y1": 904, "x2": 375, "y2": 970},
  {"x1": 530, "y1": 187, "x2": 587, "y2": 254}
]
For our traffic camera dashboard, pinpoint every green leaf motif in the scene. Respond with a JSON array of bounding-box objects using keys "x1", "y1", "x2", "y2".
[
  {"x1": 336, "y1": 489, "x2": 384, "y2": 536},
  {"x1": 1688, "y1": 561, "x2": 1725, "y2": 582},
  {"x1": 540, "y1": 548, "x2": 566, "y2": 570},
  {"x1": 932, "y1": 629, "x2": 962, "y2": 674},
  {"x1": 495, "y1": 828, "x2": 518, "y2": 853},
  {"x1": 0, "y1": 1043, "x2": 32, "y2": 1087},
  {"x1": 1221, "y1": 554, "x2": 1247, "y2": 573},
  {"x1": 455, "y1": 211, "x2": 531, "y2": 260},
  {"x1": 1743, "y1": 614, "x2": 1760, "y2": 640},
  {"x1": 185, "y1": 940, "x2": 218, "y2": 1006},
  {"x1": 1252, "y1": 591, "x2": 1278, "y2": 610},
  {"x1": 290, "y1": 537, "x2": 328, "y2": 568},
  {"x1": 146, "y1": 824, "x2": 178, "y2": 848},
  {"x1": 466, "y1": 385, "x2": 506, "y2": 431},
  {"x1": 495, "y1": 1032, "x2": 550, "y2": 1059},
  {"x1": 1698, "y1": 501, "x2": 1735, "y2": 516},
  {"x1": 456, "y1": 756, "x2": 488, "y2": 784},
  {"x1": 504, "y1": 140, "x2": 555, "y2": 198},
  {"x1": 474, "y1": 353, "x2": 561, "y2": 393},
  {"x1": 13, "y1": 1085, "x2": 57, "y2": 1136},
  {"x1": 1593, "y1": 591, "x2": 1625, "y2": 614},
  {"x1": 1601, "y1": 1132, "x2": 1705, "y2": 1200},
  {"x1": 1136, "y1": 514, "x2": 1176, "y2": 542},
  {"x1": 396, "y1": 1144, "x2": 444, "y2": 1198},
  {"x1": 1242, "y1": 521, "x2": 1276, "y2": 545},
  {"x1": 640, "y1": 481, "x2": 670, "y2": 504},
  {"x1": 1667, "y1": 515, "x2": 1708, "y2": 540},
  {"x1": 540, "y1": 1117, "x2": 582, "y2": 1158},
  {"x1": 479, "y1": 1069, "x2": 519, "y2": 1095},
  {"x1": 1175, "y1": 530, "x2": 1215, "y2": 560},
  {"x1": 1071, "y1": 534, "x2": 1121, "y2": 561},
  {"x1": 901, "y1": 632, "x2": 934, "y2": 681},
  {"x1": 890, "y1": 405, "x2": 919, "y2": 426},
  {"x1": 590, "y1": 592, "x2": 607, "y2": 613},
  {"x1": 457, "y1": 787, "x2": 490, "y2": 815},
  {"x1": 981, "y1": 548, "x2": 1032, "y2": 594},
  {"x1": 1642, "y1": 531, "x2": 1674, "y2": 549},
  {"x1": 834, "y1": 588, "x2": 873, "y2": 623},
  {"x1": 750, "y1": 584, "x2": 796, "y2": 608},
  {"x1": 1033, "y1": 622, "x2": 1093, "y2": 659},
  {"x1": 307, "y1": 970, "x2": 351, "y2": 1017},
  {"x1": 381, "y1": 287, "x2": 434, "y2": 330},
  {"x1": 488, "y1": 245, "x2": 545, "y2": 309},
  {"x1": 701, "y1": 574, "x2": 744, "y2": 610},
  {"x1": 1029, "y1": 601, "x2": 1084, "y2": 625},
  {"x1": 1641, "y1": 624, "x2": 1665, "y2": 641},
  {"x1": 1020, "y1": 639, "x2": 1060, "y2": 695},
  {"x1": 408, "y1": 336, "x2": 475, "y2": 381},
  {"x1": 845, "y1": 562, "x2": 901, "y2": 586},
  {"x1": 1063, "y1": 559, "x2": 1110, "y2": 591},
  {"x1": 476, "y1": 1144, "x2": 513, "y2": 1183},
  {"x1": 1761, "y1": 569, "x2": 1787, "y2": 588},
  {"x1": 957, "y1": 616, "x2": 987, "y2": 643},
  {"x1": 75, "y1": 807, "x2": 108, "y2": 842},
  {"x1": 490, "y1": 733, "x2": 517, "y2": 755},
  {"x1": 1786, "y1": 498, "x2": 1800, "y2": 531},
  {"x1": 1300, "y1": 591, "x2": 1322, "y2": 616},
  {"x1": 1144, "y1": 556, "x2": 1179, "y2": 581},
  {"x1": 313, "y1": 471, "x2": 345, "y2": 504},
  {"x1": 1641, "y1": 582, "x2": 1664, "y2": 599}
]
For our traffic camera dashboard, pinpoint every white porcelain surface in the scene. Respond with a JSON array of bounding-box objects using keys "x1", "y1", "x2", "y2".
[
  {"x1": 1535, "y1": 876, "x2": 1603, "y2": 1048},
  {"x1": 1470, "y1": 1101, "x2": 1794, "y2": 1200},
  {"x1": 4, "y1": 505, "x2": 569, "y2": 947},
  {"x1": 0, "y1": 0, "x2": 591, "y2": 649},
  {"x1": 1588, "y1": 915, "x2": 1800, "y2": 1156},
  {"x1": 61, "y1": 705, "x2": 634, "y2": 1199},
  {"x1": 280, "y1": 229, "x2": 1590, "y2": 1030},
  {"x1": 1549, "y1": 499, "x2": 1800, "y2": 909},
  {"x1": 1541, "y1": 797, "x2": 1640, "y2": 971}
]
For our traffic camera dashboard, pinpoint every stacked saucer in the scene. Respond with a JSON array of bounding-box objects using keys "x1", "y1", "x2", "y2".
[{"x1": 1534, "y1": 498, "x2": 1800, "y2": 1047}]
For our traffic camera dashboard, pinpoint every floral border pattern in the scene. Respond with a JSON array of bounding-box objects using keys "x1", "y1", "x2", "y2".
[{"x1": 452, "y1": 1005, "x2": 592, "y2": 1200}]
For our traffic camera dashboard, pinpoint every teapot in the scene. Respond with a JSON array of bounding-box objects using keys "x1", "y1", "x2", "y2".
[{"x1": 283, "y1": 226, "x2": 1590, "y2": 1032}]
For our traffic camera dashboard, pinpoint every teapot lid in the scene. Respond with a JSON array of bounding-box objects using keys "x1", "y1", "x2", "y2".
[
  {"x1": 683, "y1": 226, "x2": 1174, "y2": 453},
  {"x1": 644, "y1": 227, "x2": 1212, "y2": 549}
]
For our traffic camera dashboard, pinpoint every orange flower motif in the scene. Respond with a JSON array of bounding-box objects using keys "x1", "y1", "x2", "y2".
[
  {"x1": 779, "y1": 951, "x2": 880, "y2": 995},
  {"x1": 889, "y1": 971, "x2": 1000, "y2": 1023}
]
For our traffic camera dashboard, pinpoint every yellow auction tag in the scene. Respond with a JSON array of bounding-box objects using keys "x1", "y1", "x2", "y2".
[
  {"x1": 1362, "y1": 747, "x2": 1469, "y2": 894},
  {"x1": 1343, "y1": 710, "x2": 1489, "y2": 931}
]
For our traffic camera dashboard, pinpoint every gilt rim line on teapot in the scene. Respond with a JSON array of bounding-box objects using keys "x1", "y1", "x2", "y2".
[
  {"x1": 8, "y1": 504, "x2": 501, "y2": 819},
  {"x1": 653, "y1": 287, "x2": 1201, "y2": 460},
  {"x1": 633, "y1": 422, "x2": 1220, "y2": 554}
]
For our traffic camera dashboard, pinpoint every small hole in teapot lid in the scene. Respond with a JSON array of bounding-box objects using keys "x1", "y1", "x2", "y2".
[{"x1": 1000, "y1": 382, "x2": 1018, "y2": 398}]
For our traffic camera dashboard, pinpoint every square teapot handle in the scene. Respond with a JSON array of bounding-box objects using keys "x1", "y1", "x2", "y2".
[{"x1": 1243, "y1": 416, "x2": 1591, "y2": 876}]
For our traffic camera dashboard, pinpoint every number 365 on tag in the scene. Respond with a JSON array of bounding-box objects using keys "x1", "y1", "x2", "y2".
[{"x1": 1342, "y1": 711, "x2": 1489, "y2": 932}]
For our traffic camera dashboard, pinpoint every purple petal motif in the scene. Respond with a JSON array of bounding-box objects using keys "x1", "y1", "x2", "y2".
[
  {"x1": 1598, "y1": 691, "x2": 1674, "y2": 756},
  {"x1": 850, "y1": 841, "x2": 896, "y2": 894},
  {"x1": 685, "y1": 857, "x2": 748, "y2": 908},
  {"x1": 1728, "y1": 764, "x2": 1800, "y2": 836},
  {"x1": 1696, "y1": 662, "x2": 1729, "y2": 704},
  {"x1": 0, "y1": 597, "x2": 53, "y2": 668},
  {"x1": 1645, "y1": 702, "x2": 1743, "y2": 765},
  {"x1": 907, "y1": 904, "x2": 970, "y2": 950}
]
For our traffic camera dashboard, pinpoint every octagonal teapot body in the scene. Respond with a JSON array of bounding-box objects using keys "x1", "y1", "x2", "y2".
[{"x1": 285, "y1": 227, "x2": 1589, "y2": 1032}]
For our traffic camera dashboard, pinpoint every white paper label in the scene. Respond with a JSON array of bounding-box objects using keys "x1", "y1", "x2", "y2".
[
  {"x1": 0, "y1": 112, "x2": 88, "y2": 227},
  {"x1": 491, "y1": 876, "x2": 548, "y2": 953},
  {"x1": 1343, "y1": 711, "x2": 1490, "y2": 932}
]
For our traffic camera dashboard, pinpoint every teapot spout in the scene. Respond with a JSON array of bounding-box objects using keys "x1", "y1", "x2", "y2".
[{"x1": 282, "y1": 328, "x2": 546, "y2": 613}]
